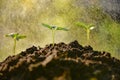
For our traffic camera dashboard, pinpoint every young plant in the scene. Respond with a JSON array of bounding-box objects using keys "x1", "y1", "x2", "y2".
[
  {"x1": 5, "y1": 33, "x2": 26, "y2": 55},
  {"x1": 76, "y1": 22, "x2": 95, "y2": 44},
  {"x1": 42, "y1": 23, "x2": 68, "y2": 46}
]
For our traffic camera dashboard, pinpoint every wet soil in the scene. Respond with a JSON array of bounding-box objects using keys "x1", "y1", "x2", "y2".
[{"x1": 0, "y1": 40, "x2": 120, "y2": 80}]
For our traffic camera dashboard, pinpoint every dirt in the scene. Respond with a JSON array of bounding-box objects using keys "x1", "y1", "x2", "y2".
[{"x1": 0, "y1": 40, "x2": 120, "y2": 80}]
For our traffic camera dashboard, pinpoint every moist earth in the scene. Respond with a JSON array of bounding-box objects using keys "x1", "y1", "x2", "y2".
[{"x1": 0, "y1": 40, "x2": 120, "y2": 80}]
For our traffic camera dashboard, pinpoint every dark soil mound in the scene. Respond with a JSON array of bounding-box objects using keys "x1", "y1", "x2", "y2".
[{"x1": 0, "y1": 40, "x2": 120, "y2": 80}]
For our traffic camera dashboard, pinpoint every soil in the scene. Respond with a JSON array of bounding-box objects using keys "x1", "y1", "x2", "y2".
[{"x1": 0, "y1": 40, "x2": 120, "y2": 80}]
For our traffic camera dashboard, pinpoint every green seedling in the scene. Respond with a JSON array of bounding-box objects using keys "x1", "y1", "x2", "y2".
[
  {"x1": 76, "y1": 22, "x2": 95, "y2": 44},
  {"x1": 5, "y1": 33, "x2": 26, "y2": 55},
  {"x1": 42, "y1": 23, "x2": 68, "y2": 46}
]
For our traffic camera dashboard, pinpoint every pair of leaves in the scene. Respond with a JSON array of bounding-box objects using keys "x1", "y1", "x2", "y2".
[
  {"x1": 5, "y1": 33, "x2": 26, "y2": 41},
  {"x1": 76, "y1": 22, "x2": 95, "y2": 30},
  {"x1": 42, "y1": 23, "x2": 68, "y2": 31}
]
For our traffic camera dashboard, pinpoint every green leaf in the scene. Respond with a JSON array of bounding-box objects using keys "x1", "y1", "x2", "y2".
[
  {"x1": 56, "y1": 27, "x2": 68, "y2": 31},
  {"x1": 16, "y1": 35, "x2": 26, "y2": 41},
  {"x1": 76, "y1": 22, "x2": 87, "y2": 29},
  {"x1": 42, "y1": 23, "x2": 52, "y2": 29},
  {"x1": 88, "y1": 24, "x2": 94, "y2": 29},
  {"x1": 5, "y1": 33, "x2": 19, "y2": 38},
  {"x1": 42, "y1": 23, "x2": 68, "y2": 31}
]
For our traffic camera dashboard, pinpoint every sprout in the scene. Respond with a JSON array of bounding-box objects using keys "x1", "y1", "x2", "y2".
[
  {"x1": 76, "y1": 22, "x2": 95, "y2": 44},
  {"x1": 42, "y1": 23, "x2": 68, "y2": 46},
  {"x1": 5, "y1": 33, "x2": 26, "y2": 55}
]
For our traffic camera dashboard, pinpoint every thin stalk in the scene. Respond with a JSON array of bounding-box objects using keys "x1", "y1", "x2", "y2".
[
  {"x1": 52, "y1": 29, "x2": 55, "y2": 46},
  {"x1": 86, "y1": 29, "x2": 90, "y2": 44},
  {"x1": 13, "y1": 39, "x2": 16, "y2": 55}
]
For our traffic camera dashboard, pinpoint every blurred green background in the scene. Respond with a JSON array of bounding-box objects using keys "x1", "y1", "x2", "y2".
[{"x1": 0, "y1": 0, "x2": 120, "y2": 61}]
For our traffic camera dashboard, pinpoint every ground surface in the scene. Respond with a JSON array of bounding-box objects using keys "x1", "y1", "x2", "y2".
[{"x1": 0, "y1": 40, "x2": 120, "y2": 80}]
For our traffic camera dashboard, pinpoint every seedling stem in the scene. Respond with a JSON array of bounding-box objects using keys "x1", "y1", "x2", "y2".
[
  {"x1": 52, "y1": 29, "x2": 55, "y2": 46},
  {"x1": 87, "y1": 29, "x2": 90, "y2": 43},
  {"x1": 13, "y1": 39, "x2": 16, "y2": 54}
]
